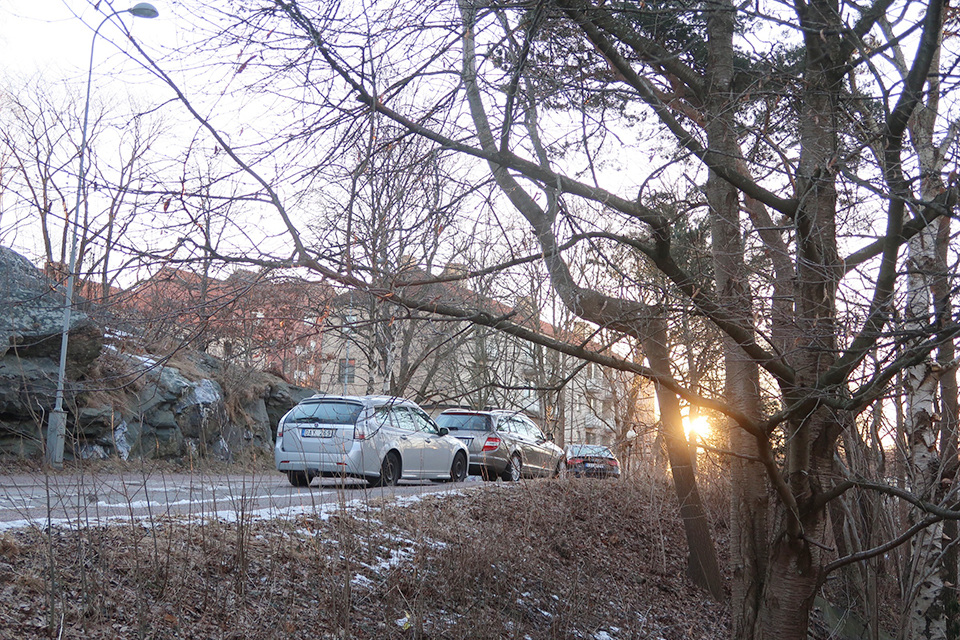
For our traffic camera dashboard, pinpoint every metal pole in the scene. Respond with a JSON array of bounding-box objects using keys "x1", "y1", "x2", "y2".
[
  {"x1": 45, "y1": 6, "x2": 157, "y2": 467},
  {"x1": 342, "y1": 339, "x2": 350, "y2": 396}
]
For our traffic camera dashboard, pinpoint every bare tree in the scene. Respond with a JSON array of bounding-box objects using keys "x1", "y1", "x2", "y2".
[
  {"x1": 108, "y1": 0, "x2": 960, "y2": 636},
  {"x1": 0, "y1": 76, "x2": 166, "y2": 297}
]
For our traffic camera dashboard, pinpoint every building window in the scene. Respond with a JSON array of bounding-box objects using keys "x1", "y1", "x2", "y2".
[{"x1": 338, "y1": 358, "x2": 356, "y2": 384}]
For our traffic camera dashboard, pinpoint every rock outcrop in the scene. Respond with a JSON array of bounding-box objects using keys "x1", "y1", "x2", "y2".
[
  {"x1": 0, "y1": 246, "x2": 316, "y2": 462},
  {"x1": 0, "y1": 247, "x2": 102, "y2": 374}
]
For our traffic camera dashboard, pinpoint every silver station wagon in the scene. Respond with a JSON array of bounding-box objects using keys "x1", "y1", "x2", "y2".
[
  {"x1": 275, "y1": 395, "x2": 469, "y2": 488},
  {"x1": 434, "y1": 409, "x2": 564, "y2": 481}
]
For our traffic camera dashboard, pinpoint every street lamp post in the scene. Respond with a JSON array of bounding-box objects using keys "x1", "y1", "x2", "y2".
[{"x1": 45, "y1": 3, "x2": 159, "y2": 467}]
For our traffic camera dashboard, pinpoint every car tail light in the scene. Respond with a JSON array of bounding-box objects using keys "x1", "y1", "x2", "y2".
[
  {"x1": 481, "y1": 436, "x2": 500, "y2": 451},
  {"x1": 354, "y1": 423, "x2": 366, "y2": 440},
  {"x1": 607, "y1": 459, "x2": 619, "y2": 466},
  {"x1": 277, "y1": 422, "x2": 284, "y2": 438},
  {"x1": 568, "y1": 457, "x2": 583, "y2": 465}
]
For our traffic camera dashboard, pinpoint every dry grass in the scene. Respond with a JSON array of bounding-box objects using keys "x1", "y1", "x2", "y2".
[
  {"x1": 216, "y1": 364, "x2": 273, "y2": 428},
  {"x1": 0, "y1": 474, "x2": 730, "y2": 640}
]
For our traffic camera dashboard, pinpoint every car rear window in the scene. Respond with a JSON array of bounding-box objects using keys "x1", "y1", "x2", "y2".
[
  {"x1": 436, "y1": 413, "x2": 492, "y2": 431},
  {"x1": 286, "y1": 401, "x2": 364, "y2": 425},
  {"x1": 569, "y1": 444, "x2": 612, "y2": 457}
]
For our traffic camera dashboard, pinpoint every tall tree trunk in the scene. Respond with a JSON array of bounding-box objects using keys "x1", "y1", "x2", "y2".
[
  {"x1": 901, "y1": 23, "x2": 954, "y2": 635},
  {"x1": 643, "y1": 315, "x2": 725, "y2": 601},
  {"x1": 902, "y1": 357, "x2": 947, "y2": 639},
  {"x1": 704, "y1": 0, "x2": 765, "y2": 633},
  {"x1": 934, "y1": 213, "x2": 959, "y2": 639},
  {"x1": 901, "y1": 162, "x2": 947, "y2": 640},
  {"x1": 755, "y1": 0, "x2": 846, "y2": 634}
]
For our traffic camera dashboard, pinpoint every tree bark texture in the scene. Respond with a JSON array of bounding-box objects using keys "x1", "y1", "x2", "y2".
[
  {"x1": 755, "y1": 0, "x2": 846, "y2": 634},
  {"x1": 704, "y1": 0, "x2": 766, "y2": 633},
  {"x1": 643, "y1": 316, "x2": 725, "y2": 601},
  {"x1": 901, "y1": 24, "x2": 955, "y2": 633},
  {"x1": 935, "y1": 213, "x2": 959, "y2": 639}
]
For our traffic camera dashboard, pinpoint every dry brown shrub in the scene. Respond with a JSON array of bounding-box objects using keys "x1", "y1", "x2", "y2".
[
  {"x1": 78, "y1": 351, "x2": 143, "y2": 411},
  {"x1": 0, "y1": 473, "x2": 733, "y2": 639},
  {"x1": 215, "y1": 364, "x2": 272, "y2": 428},
  {"x1": 0, "y1": 534, "x2": 20, "y2": 559}
]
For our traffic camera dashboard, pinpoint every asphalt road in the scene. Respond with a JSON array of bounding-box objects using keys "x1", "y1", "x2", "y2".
[{"x1": 0, "y1": 469, "x2": 484, "y2": 531}]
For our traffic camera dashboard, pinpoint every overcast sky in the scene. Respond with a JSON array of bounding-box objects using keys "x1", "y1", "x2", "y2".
[{"x1": 1, "y1": 0, "x2": 173, "y2": 89}]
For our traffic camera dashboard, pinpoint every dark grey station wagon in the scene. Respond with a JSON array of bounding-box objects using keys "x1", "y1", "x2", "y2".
[{"x1": 433, "y1": 409, "x2": 564, "y2": 481}]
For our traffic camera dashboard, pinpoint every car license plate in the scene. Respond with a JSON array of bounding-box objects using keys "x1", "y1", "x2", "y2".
[
  {"x1": 587, "y1": 462, "x2": 603, "y2": 468},
  {"x1": 301, "y1": 428, "x2": 335, "y2": 438}
]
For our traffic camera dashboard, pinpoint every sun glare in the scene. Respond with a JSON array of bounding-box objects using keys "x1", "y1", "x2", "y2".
[{"x1": 683, "y1": 415, "x2": 711, "y2": 440}]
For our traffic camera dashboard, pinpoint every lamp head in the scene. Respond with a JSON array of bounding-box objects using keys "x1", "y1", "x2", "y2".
[{"x1": 128, "y1": 3, "x2": 159, "y2": 18}]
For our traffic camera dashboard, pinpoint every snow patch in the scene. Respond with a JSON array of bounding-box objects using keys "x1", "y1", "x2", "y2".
[{"x1": 114, "y1": 421, "x2": 131, "y2": 460}]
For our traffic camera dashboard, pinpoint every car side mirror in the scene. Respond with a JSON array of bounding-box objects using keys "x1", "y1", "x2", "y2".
[{"x1": 438, "y1": 427, "x2": 449, "y2": 436}]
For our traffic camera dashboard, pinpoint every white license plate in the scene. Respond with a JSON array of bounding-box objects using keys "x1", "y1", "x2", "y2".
[
  {"x1": 587, "y1": 463, "x2": 604, "y2": 468},
  {"x1": 302, "y1": 428, "x2": 335, "y2": 438}
]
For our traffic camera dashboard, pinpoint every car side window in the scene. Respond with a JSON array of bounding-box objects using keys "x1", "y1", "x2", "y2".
[
  {"x1": 498, "y1": 418, "x2": 514, "y2": 434},
  {"x1": 524, "y1": 419, "x2": 546, "y2": 441},
  {"x1": 372, "y1": 407, "x2": 393, "y2": 431},
  {"x1": 410, "y1": 409, "x2": 439, "y2": 434},
  {"x1": 392, "y1": 408, "x2": 418, "y2": 432},
  {"x1": 507, "y1": 418, "x2": 528, "y2": 437}
]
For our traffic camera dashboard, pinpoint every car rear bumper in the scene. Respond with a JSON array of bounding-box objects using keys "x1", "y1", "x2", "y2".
[
  {"x1": 567, "y1": 464, "x2": 620, "y2": 479},
  {"x1": 275, "y1": 440, "x2": 378, "y2": 479},
  {"x1": 468, "y1": 451, "x2": 509, "y2": 477}
]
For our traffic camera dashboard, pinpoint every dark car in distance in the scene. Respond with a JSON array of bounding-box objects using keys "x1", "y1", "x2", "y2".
[{"x1": 564, "y1": 444, "x2": 621, "y2": 479}]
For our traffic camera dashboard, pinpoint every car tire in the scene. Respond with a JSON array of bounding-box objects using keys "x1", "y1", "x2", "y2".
[
  {"x1": 369, "y1": 451, "x2": 401, "y2": 488},
  {"x1": 286, "y1": 471, "x2": 312, "y2": 488},
  {"x1": 502, "y1": 453, "x2": 522, "y2": 482},
  {"x1": 448, "y1": 452, "x2": 467, "y2": 483}
]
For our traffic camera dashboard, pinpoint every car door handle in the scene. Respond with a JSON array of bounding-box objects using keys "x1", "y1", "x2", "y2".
[{"x1": 400, "y1": 436, "x2": 409, "y2": 441}]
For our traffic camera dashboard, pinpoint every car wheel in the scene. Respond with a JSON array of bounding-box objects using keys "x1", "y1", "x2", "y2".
[
  {"x1": 286, "y1": 471, "x2": 312, "y2": 488},
  {"x1": 502, "y1": 453, "x2": 522, "y2": 482},
  {"x1": 369, "y1": 451, "x2": 401, "y2": 487},
  {"x1": 448, "y1": 452, "x2": 467, "y2": 483}
]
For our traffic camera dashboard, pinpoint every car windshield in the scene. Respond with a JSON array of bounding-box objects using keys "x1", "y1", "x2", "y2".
[
  {"x1": 435, "y1": 413, "x2": 492, "y2": 431},
  {"x1": 569, "y1": 444, "x2": 612, "y2": 457},
  {"x1": 286, "y1": 401, "x2": 364, "y2": 425}
]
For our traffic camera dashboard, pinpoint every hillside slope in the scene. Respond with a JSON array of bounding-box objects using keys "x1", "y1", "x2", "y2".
[{"x1": 0, "y1": 475, "x2": 729, "y2": 639}]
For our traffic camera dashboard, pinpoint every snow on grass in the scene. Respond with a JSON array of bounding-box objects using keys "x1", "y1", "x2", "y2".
[{"x1": 351, "y1": 573, "x2": 375, "y2": 588}]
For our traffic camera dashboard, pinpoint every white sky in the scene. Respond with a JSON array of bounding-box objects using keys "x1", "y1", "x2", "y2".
[{"x1": 0, "y1": 0, "x2": 176, "y2": 84}]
